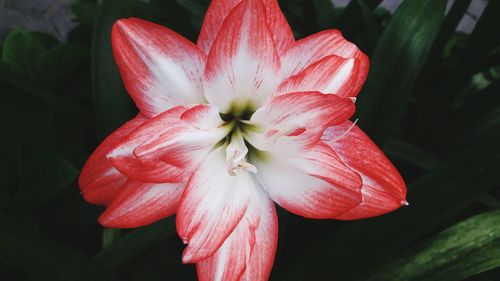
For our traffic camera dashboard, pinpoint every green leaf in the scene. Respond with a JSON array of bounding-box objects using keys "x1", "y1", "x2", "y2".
[
  {"x1": 445, "y1": 0, "x2": 500, "y2": 92},
  {"x1": 356, "y1": 0, "x2": 447, "y2": 143},
  {"x1": 147, "y1": 0, "x2": 201, "y2": 42},
  {"x1": 312, "y1": 0, "x2": 336, "y2": 29},
  {"x1": 2, "y1": 30, "x2": 46, "y2": 79},
  {"x1": 428, "y1": 0, "x2": 473, "y2": 61},
  {"x1": 423, "y1": 0, "x2": 500, "y2": 124},
  {"x1": 445, "y1": 107, "x2": 500, "y2": 155},
  {"x1": 364, "y1": 211, "x2": 500, "y2": 281},
  {"x1": 94, "y1": 217, "x2": 176, "y2": 268},
  {"x1": 359, "y1": 0, "x2": 383, "y2": 9},
  {"x1": 175, "y1": 0, "x2": 210, "y2": 33},
  {"x1": 0, "y1": 222, "x2": 118, "y2": 281},
  {"x1": 37, "y1": 43, "x2": 89, "y2": 85},
  {"x1": 122, "y1": 235, "x2": 190, "y2": 281},
  {"x1": 469, "y1": 268, "x2": 500, "y2": 281},
  {"x1": 278, "y1": 0, "x2": 310, "y2": 38},
  {"x1": 479, "y1": 195, "x2": 500, "y2": 210},
  {"x1": 102, "y1": 228, "x2": 122, "y2": 249},
  {"x1": 92, "y1": 0, "x2": 137, "y2": 137},
  {"x1": 384, "y1": 139, "x2": 439, "y2": 170},
  {"x1": 290, "y1": 1, "x2": 318, "y2": 36},
  {"x1": 0, "y1": 72, "x2": 86, "y2": 115},
  {"x1": 336, "y1": 0, "x2": 382, "y2": 51},
  {"x1": 176, "y1": 0, "x2": 208, "y2": 18},
  {"x1": 2, "y1": 30, "x2": 86, "y2": 85},
  {"x1": 472, "y1": 64, "x2": 500, "y2": 86},
  {"x1": 276, "y1": 132, "x2": 500, "y2": 281},
  {"x1": 31, "y1": 32, "x2": 61, "y2": 50},
  {"x1": 55, "y1": 195, "x2": 104, "y2": 225},
  {"x1": 0, "y1": 30, "x2": 88, "y2": 115},
  {"x1": 429, "y1": 81, "x2": 500, "y2": 151},
  {"x1": 71, "y1": 1, "x2": 99, "y2": 28},
  {"x1": 0, "y1": 86, "x2": 63, "y2": 207},
  {"x1": 14, "y1": 154, "x2": 78, "y2": 208}
]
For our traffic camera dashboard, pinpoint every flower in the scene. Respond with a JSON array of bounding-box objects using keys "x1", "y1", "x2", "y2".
[{"x1": 79, "y1": 0, "x2": 407, "y2": 280}]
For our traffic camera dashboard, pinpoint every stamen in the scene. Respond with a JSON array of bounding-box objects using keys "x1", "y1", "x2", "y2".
[
  {"x1": 330, "y1": 119, "x2": 358, "y2": 142},
  {"x1": 259, "y1": 125, "x2": 305, "y2": 149},
  {"x1": 226, "y1": 128, "x2": 257, "y2": 176}
]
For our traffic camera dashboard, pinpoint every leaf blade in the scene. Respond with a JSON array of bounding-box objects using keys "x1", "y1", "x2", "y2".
[
  {"x1": 14, "y1": 154, "x2": 78, "y2": 208},
  {"x1": 94, "y1": 217, "x2": 176, "y2": 268},
  {"x1": 356, "y1": 0, "x2": 447, "y2": 143},
  {"x1": 91, "y1": 0, "x2": 135, "y2": 137},
  {"x1": 0, "y1": 214, "x2": 118, "y2": 281},
  {"x1": 276, "y1": 132, "x2": 500, "y2": 281},
  {"x1": 364, "y1": 211, "x2": 500, "y2": 281}
]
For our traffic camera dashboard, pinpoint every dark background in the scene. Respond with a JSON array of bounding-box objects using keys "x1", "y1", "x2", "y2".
[{"x1": 1, "y1": 0, "x2": 499, "y2": 280}]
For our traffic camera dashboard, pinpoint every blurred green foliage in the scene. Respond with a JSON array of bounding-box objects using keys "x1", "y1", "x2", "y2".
[{"x1": 0, "y1": 0, "x2": 499, "y2": 280}]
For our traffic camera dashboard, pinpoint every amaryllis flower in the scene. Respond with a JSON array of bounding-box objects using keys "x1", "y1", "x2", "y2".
[{"x1": 79, "y1": 0, "x2": 407, "y2": 280}]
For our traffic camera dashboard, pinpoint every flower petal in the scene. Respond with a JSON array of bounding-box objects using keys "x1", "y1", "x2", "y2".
[
  {"x1": 254, "y1": 141, "x2": 363, "y2": 219},
  {"x1": 197, "y1": 0, "x2": 293, "y2": 54},
  {"x1": 280, "y1": 30, "x2": 368, "y2": 84},
  {"x1": 322, "y1": 122, "x2": 407, "y2": 219},
  {"x1": 276, "y1": 54, "x2": 366, "y2": 98},
  {"x1": 79, "y1": 114, "x2": 147, "y2": 205},
  {"x1": 108, "y1": 105, "x2": 227, "y2": 183},
  {"x1": 99, "y1": 180, "x2": 183, "y2": 228},
  {"x1": 203, "y1": 0, "x2": 281, "y2": 114},
  {"x1": 177, "y1": 146, "x2": 256, "y2": 263},
  {"x1": 196, "y1": 185, "x2": 277, "y2": 281},
  {"x1": 245, "y1": 91, "x2": 355, "y2": 151},
  {"x1": 112, "y1": 18, "x2": 206, "y2": 117}
]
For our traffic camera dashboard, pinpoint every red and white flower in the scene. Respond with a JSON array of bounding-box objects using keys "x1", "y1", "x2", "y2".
[{"x1": 79, "y1": 0, "x2": 407, "y2": 280}]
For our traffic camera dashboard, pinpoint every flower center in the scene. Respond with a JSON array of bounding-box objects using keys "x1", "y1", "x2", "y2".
[
  {"x1": 216, "y1": 102, "x2": 263, "y2": 176},
  {"x1": 219, "y1": 102, "x2": 255, "y2": 122}
]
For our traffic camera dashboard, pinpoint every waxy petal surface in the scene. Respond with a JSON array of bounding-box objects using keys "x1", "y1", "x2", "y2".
[
  {"x1": 276, "y1": 55, "x2": 366, "y2": 98},
  {"x1": 108, "y1": 105, "x2": 227, "y2": 183},
  {"x1": 245, "y1": 91, "x2": 355, "y2": 151},
  {"x1": 112, "y1": 18, "x2": 206, "y2": 117},
  {"x1": 280, "y1": 30, "x2": 369, "y2": 92},
  {"x1": 203, "y1": 0, "x2": 281, "y2": 113},
  {"x1": 99, "y1": 181, "x2": 183, "y2": 228},
  {"x1": 322, "y1": 122, "x2": 407, "y2": 219},
  {"x1": 197, "y1": 0, "x2": 293, "y2": 54},
  {"x1": 177, "y1": 147, "x2": 257, "y2": 263},
  {"x1": 79, "y1": 114, "x2": 147, "y2": 205},
  {"x1": 196, "y1": 186, "x2": 277, "y2": 281},
  {"x1": 255, "y1": 142, "x2": 363, "y2": 219}
]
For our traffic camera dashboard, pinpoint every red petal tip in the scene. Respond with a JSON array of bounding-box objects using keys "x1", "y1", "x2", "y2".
[
  {"x1": 182, "y1": 250, "x2": 195, "y2": 264},
  {"x1": 112, "y1": 18, "x2": 133, "y2": 31},
  {"x1": 97, "y1": 216, "x2": 114, "y2": 228}
]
